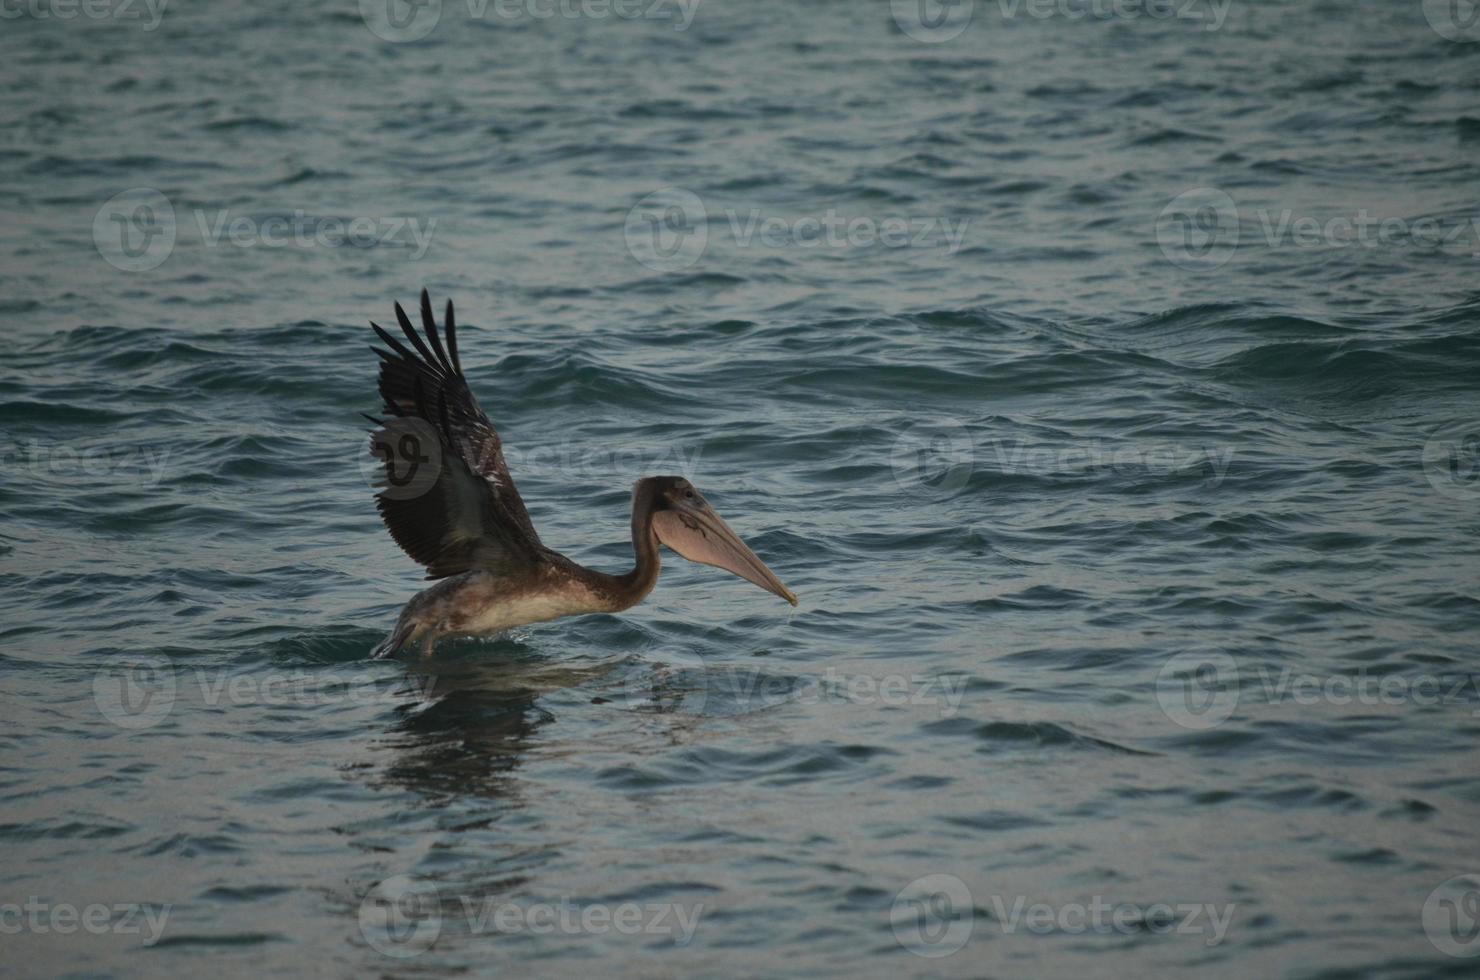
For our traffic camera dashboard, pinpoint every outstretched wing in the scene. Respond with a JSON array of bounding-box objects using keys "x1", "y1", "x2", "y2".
[{"x1": 367, "y1": 290, "x2": 545, "y2": 579}]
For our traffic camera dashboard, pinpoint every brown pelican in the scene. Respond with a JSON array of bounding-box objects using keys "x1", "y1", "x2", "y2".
[{"x1": 365, "y1": 291, "x2": 797, "y2": 658}]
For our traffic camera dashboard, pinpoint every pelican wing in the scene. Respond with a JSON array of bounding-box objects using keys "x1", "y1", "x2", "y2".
[{"x1": 367, "y1": 290, "x2": 545, "y2": 579}]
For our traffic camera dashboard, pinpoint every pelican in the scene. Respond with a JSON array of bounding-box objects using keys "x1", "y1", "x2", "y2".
[{"x1": 365, "y1": 291, "x2": 797, "y2": 658}]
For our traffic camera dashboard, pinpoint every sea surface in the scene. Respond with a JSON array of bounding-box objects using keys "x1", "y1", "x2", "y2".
[{"x1": 3, "y1": 0, "x2": 1480, "y2": 976}]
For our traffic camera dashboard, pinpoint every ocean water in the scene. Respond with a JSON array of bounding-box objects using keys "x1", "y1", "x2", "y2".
[{"x1": 3, "y1": 0, "x2": 1480, "y2": 975}]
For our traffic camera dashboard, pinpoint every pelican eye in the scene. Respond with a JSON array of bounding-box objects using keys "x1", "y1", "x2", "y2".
[{"x1": 683, "y1": 489, "x2": 695, "y2": 499}]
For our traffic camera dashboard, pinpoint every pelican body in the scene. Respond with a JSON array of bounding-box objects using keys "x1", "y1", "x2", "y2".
[{"x1": 365, "y1": 292, "x2": 797, "y2": 658}]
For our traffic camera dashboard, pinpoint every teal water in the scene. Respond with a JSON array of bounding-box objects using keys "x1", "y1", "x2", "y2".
[{"x1": 3, "y1": 0, "x2": 1480, "y2": 976}]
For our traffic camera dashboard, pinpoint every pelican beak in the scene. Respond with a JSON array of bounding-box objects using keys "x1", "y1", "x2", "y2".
[{"x1": 653, "y1": 498, "x2": 798, "y2": 606}]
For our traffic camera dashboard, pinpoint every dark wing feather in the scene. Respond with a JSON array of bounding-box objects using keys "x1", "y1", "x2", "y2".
[{"x1": 367, "y1": 290, "x2": 544, "y2": 579}]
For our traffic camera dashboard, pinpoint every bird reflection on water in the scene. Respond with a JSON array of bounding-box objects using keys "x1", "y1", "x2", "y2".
[
  {"x1": 366, "y1": 642, "x2": 713, "y2": 805},
  {"x1": 372, "y1": 647, "x2": 582, "y2": 803}
]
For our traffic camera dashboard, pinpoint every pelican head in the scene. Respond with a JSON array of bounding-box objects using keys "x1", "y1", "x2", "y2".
[{"x1": 642, "y1": 476, "x2": 798, "y2": 606}]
